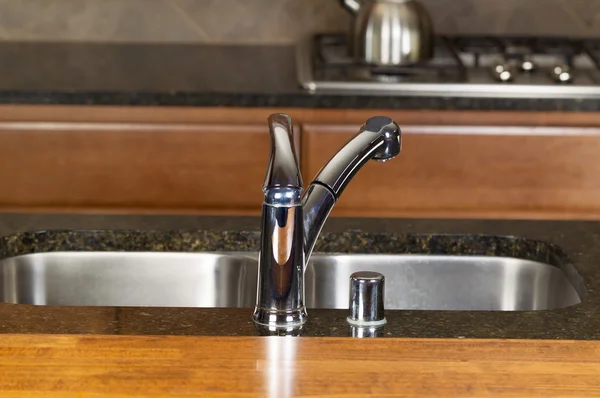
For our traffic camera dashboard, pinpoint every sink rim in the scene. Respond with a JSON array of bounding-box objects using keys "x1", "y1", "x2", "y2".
[
  {"x1": 0, "y1": 225, "x2": 594, "y2": 339},
  {"x1": 0, "y1": 249, "x2": 584, "y2": 311}
]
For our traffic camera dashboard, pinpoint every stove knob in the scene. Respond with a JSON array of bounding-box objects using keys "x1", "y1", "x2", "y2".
[
  {"x1": 552, "y1": 65, "x2": 573, "y2": 83},
  {"x1": 493, "y1": 64, "x2": 513, "y2": 82},
  {"x1": 520, "y1": 55, "x2": 535, "y2": 72}
]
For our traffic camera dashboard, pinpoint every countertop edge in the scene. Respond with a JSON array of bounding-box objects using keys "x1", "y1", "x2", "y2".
[{"x1": 0, "y1": 334, "x2": 596, "y2": 397}]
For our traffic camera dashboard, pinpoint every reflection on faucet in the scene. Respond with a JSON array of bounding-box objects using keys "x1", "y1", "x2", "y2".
[
  {"x1": 270, "y1": 207, "x2": 296, "y2": 299},
  {"x1": 253, "y1": 113, "x2": 402, "y2": 330},
  {"x1": 349, "y1": 324, "x2": 386, "y2": 338}
]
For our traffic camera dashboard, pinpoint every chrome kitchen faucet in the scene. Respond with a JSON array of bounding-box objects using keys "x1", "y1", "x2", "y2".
[{"x1": 253, "y1": 113, "x2": 402, "y2": 329}]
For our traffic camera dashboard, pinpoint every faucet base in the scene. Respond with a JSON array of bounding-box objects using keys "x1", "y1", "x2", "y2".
[{"x1": 252, "y1": 306, "x2": 307, "y2": 329}]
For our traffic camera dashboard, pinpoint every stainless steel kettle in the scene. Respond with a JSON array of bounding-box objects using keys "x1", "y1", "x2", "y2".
[{"x1": 340, "y1": 0, "x2": 435, "y2": 66}]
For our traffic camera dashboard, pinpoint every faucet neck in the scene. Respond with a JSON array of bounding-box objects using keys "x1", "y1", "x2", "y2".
[
  {"x1": 301, "y1": 116, "x2": 401, "y2": 261},
  {"x1": 253, "y1": 114, "x2": 307, "y2": 330}
]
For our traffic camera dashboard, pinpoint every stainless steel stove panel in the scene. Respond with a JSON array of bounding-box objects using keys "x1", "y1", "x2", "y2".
[{"x1": 297, "y1": 34, "x2": 600, "y2": 98}]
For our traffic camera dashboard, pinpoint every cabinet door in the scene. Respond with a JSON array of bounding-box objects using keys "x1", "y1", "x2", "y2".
[
  {"x1": 0, "y1": 122, "x2": 271, "y2": 214},
  {"x1": 302, "y1": 124, "x2": 600, "y2": 220}
]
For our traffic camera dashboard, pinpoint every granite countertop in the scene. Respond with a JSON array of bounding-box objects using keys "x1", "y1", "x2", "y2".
[
  {"x1": 0, "y1": 42, "x2": 598, "y2": 112},
  {"x1": 0, "y1": 213, "x2": 598, "y2": 340}
]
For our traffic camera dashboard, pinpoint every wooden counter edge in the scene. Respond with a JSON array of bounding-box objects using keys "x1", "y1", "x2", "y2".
[{"x1": 0, "y1": 334, "x2": 597, "y2": 397}]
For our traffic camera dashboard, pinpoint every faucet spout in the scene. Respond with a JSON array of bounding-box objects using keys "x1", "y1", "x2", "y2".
[
  {"x1": 302, "y1": 116, "x2": 401, "y2": 260},
  {"x1": 253, "y1": 114, "x2": 401, "y2": 330}
]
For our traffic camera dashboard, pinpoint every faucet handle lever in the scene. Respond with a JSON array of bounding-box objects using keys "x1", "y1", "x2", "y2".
[{"x1": 264, "y1": 114, "x2": 303, "y2": 194}]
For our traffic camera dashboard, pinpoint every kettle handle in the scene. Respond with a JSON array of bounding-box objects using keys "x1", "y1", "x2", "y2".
[{"x1": 340, "y1": 0, "x2": 361, "y2": 13}]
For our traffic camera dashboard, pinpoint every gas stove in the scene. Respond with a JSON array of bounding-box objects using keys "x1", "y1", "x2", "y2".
[{"x1": 296, "y1": 34, "x2": 600, "y2": 98}]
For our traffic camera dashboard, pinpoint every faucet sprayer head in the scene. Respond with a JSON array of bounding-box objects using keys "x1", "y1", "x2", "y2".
[{"x1": 365, "y1": 116, "x2": 402, "y2": 162}]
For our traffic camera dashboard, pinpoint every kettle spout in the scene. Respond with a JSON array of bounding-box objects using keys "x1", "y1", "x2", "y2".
[{"x1": 340, "y1": 0, "x2": 361, "y2": 13}]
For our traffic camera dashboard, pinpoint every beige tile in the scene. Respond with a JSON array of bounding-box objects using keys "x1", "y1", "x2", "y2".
[
  {"x1": 172, "y1": 0, "x2": 281, "y2": 43},
  {"x1": 561, "y1": 0, "x2": 600, "y2": 35},
  {"x1": 280, "y1": 0, "x2": 352, "y2": 40},
  {"x1": 0, "y1": 0, "x2": 207, "y2": 42},
  {"x1": 174, "y1": 0, "x2": 350, "y2": 44},
  {"x1": 501, "y1": 0, "x2": 586, "y2": 37},
  {"x1": 427, "y1": 0, "x2": 515, "y2": 35},
  {"x1": 424, "y1": 0, "x2": 589, "y2": 37},
  {"x1": 0, "y1": 0, "x2": 45, "y2": 38},
  {"x1": 419, "y1": 0, "x2": 460, "y2": 33},
  {"x1": 0, "y1": 0, "x2": 597, "y2": 43}
]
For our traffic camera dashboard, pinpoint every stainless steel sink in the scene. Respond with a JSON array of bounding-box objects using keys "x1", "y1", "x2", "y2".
[{"x1": 0, "y1": 251, "x2": 581, "y2": 311}]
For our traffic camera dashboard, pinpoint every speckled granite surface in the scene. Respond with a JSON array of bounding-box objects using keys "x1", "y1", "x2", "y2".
[
  {"x1": 0, "y1": 42, "x2": 596, "y2": 112},
  {"x1": 0, "y1": 214, "x2": 597, "y2": 339}
]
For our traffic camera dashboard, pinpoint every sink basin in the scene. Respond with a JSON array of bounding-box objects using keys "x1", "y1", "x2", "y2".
[{"x1": 0, "y1": 251, "x2": 582, "y2": 311}]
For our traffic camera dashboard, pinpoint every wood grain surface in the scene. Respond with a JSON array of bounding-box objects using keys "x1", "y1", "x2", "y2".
[
  {"x1": 2, "y1": 104, "x2": 600, "y2": 218},
  {"x1": 0, "y1": 121, "x2": 269, "y2": 214},
  {"x1": 2, "y1": 104, "x2": 600, "y2": 127},
  {"x1": 303, "y1": 124, "x2": 600, "y2": 220},
  {"x1": 0, "y1": 335, "x2": 597, "y2": 397}
]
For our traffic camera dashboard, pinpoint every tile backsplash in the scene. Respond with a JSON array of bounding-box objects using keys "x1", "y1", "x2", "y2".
[{"x1": 0, "y1": 0, "x2": 598, "y2": 43}]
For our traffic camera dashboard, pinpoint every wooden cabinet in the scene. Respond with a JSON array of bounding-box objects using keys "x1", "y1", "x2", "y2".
[
  {"x1": 0, "y1": 121, "x2": 269, "y2": 214},
  {"x1": 303, "y1": 124, "x2": 600, "y2": 220},
  {"x1": 4, "y1": 104, "x2": 600, "y2": 220}
]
